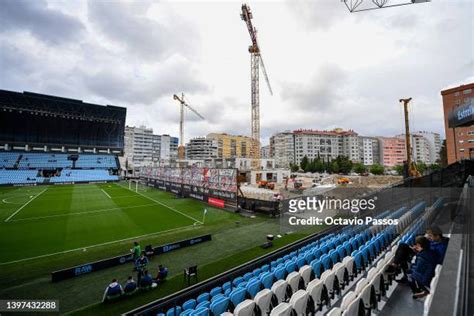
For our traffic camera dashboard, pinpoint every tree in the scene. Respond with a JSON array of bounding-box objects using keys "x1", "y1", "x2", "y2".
[
  {"x1": 439, "y1": 139, "x2": 447, "y2": 167},
  {"x1": 370, "y1": 163, "x2": 384, "y2": 175},
  {"x1": 335, "y1": 156, "x2": 353, "y2": 174},
  {"x1": 393, "y1": 164, "x2": 404, "y2": 176},
  {"x1": 314, "y1": 158, "x2": 325, "y2": 173},
  {"x1": 290, "y1": 163, "x2": 299, "y2": 172},
  {"x1": 330, "y1": 160, "x2": 340, "y2": 174},
  {"x1": 429, "y1": 163, "x2": 441, "y2": 172},
  {"x1": 353, "y1": 162, "x2": 367, "y2": 174},
  {"x1": 416, "y1": 162, "x2": 427, "y2": 174},
  {"x1": 300, "y1": 156, "x2": 309, "y2": 172}
]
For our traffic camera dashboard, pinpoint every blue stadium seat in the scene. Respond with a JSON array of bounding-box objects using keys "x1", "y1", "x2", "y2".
[
  {"x1": 166, "y1": 306, "x2": 182, "y2": 316},
  {"x1": 210, "y1": 296, "x2": 229, "y2": 315},
  {"x1": 210, "y1": 287, "x2": 222, "y2": 297},
  {"x1": 197, "y1": 293, "x2": 210, "y2": 304},
  {"x1": 246, "y1": 279, "x2": 262, "y2": 298},
  {"x1": 310, "y1": 259, "x2": 323, "y2": 278},
  {"x1": 182, "y1": 299, "x2": 196, "y2": 311},
  {"x1": 229, "y1": 287, "x2": 247, "y2": 307},
  {"x1": 260, "y1": 272, "x2": 274, "y2": 289}
]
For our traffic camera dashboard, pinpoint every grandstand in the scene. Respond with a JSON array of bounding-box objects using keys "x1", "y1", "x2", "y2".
[
  {"x1": 126, "y1": 161, "x2": 473, "y2": 316},
  {"x1": 0, "y1": 89, "x2": 125, "y2": 185}
]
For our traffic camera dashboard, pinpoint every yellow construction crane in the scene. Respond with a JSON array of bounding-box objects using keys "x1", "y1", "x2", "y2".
[
  {"x1": 173, "y1": 93, "x2": 205, "y2": 161},
  {"x1": 241, "y1": 4, "x2": 273, "y2": 170},
  {"x1": 399, "y1": 97, "x2": 421, "y2": 178}
]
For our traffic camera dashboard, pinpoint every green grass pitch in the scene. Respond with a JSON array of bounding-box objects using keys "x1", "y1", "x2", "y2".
[{"x1": 0, "y1": 182, "x2": 208, "y2": 264}]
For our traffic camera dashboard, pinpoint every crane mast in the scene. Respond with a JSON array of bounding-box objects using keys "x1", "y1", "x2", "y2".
[
  {"x1": 173, "y1": 93, "x2": 205, "y2": 161},
  {"x1": 399, "y1": 97, "x2": 421, "y2": 178},
  {"x1": 241, "y1": 4, "x2": 272, "y2": 170}
]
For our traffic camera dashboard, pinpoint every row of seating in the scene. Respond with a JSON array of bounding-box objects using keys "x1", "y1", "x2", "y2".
[
  {"x1": 50, "y1": 170, "x2": 119, "y2": 183},
  {"x1": 328, "y1": 198, "x2": 444, "y2": 316},
  {"x1": 0, "y1": 169, "x2": 118, "y2": 184},
  {"x1": 158, "y1": 204, "x2": 421, "y2": 316},
  {"x1": 0, "y1": 169, "x2": 44, "y2": 185},
  {"x1": 0, "y1": 152, "x2": 20, "y2": 168},
  {"x1": 16, "y1": 153, "x2": 118, "y2": 169}
]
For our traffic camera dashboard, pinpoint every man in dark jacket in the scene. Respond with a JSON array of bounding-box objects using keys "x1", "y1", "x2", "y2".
[
  {"x1": 426, "y1": 226, "x2": 449, "y2": 265},
  {"x1": 409, "y1": 236, "x2": 436, "y2": 299}
]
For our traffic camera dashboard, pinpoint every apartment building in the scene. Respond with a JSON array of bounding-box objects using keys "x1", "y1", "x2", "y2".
[
  {"x1": 269, "y1": 131, "x2": 295, "y2": 168},
  {"x1": 359, "y1": 137, "x2": 380, "y2": 166},
  {"x1": 206, "y1": 133, "x2": 252, "y2": 159},
  {"x1": 441, "y1": 83, "x2": 474, "y2": 163},
  {"x1": 124, "y1": 126, "x2": 178, "y2": 170},
  {"x1": 415, "y1": 131, "x2": 441, "y2": 164},
  {"x1": 185, "y1": 137, "x2": 218, "y2": 160},
  {"x1": 379, "y1": 137, "x2": 406, "y2": 167},
  {"x1": 293, "y1": 128, "x2": 360, "y2": 165}
]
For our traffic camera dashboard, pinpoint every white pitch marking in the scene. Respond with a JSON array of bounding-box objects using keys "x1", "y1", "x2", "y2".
[
  {"x1": 4, "y1": 188, "x2": 47, "y2": 222},
  {"x1": 0, "y1": 223, "x2": 201, "y2": 266},
  {"x1": 100, "y1": 188, "x2": 112, "y2": 199},
  {"x1": 8, "y1": 203, "x2": 157, "y2": 222},
  {"x1": 128, "y1": 185, "x2": 203, "y2": 224}
]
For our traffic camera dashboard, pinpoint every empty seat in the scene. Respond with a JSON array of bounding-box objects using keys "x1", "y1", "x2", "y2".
[
  {"x1": 271, "y1": 280, "x2": 289, "y2": 304},
  {"x1": 286, "y1": 271, "x2": 302, "y2": 294},
  {"x1": 298, "y1": 265, "x2": 314, "y2": 286},
  {"x1": 254, "y1": 289, "x2": 275, "y2": 315},
  {"x1": 233, "y1": 299, "x2": 256, "y2": 316},
  {"x1": 289, "y1": 290, "x2": 313, "y2": 315},
  {"x1": 321, "y1": 270, "x2": 338, "y2": 299},
  {"x1": 269, "y1": 302, "x2": 293, "y2": 316},
  {"x1": 306, "y1": 278, "x2": 328, "y2": 311},
  {"x1": 209, "y1": 296, "x2": 229, "y2": 315}
]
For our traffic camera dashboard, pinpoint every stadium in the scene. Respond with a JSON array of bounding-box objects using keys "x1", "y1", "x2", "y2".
[
  {"x1": 0, "y1": 88, "x2": 473, "y2": 316},
  {"x1": 1, "y1": 1, "x2": 473, "y2": 316}
]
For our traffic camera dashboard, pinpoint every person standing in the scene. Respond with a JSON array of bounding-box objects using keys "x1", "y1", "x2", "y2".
[
  {"x1": 131, "y1": 241, "x2": 141, "y2": 261},
  {"x1": 135, "y1": 251, "x2": 149, "y2": 285}
]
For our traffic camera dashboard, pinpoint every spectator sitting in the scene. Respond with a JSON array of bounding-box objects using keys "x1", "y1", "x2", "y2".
[
  {"x1": 123, "y1": 276, "x2": 137, "y2": 294},
  {"x1": 139, "y1": 270, "x2": 154, "y2": 288},
  {"x1": 408, "y1": 236, "x2": 437, "y2": 299},
  {"x1": 426, "y1": 226, "x2": 449, "y2": 264},
  {"x1": 155, "y1": 265, "x2": 168, "y2": 283},
  {"x1": 102, "y1": 279, "x2": 123, "y2": 302}
]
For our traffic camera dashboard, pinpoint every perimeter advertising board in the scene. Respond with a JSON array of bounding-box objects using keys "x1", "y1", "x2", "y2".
[{"x1": 140, "y1": 167, "x2": 237, "y2": 204}]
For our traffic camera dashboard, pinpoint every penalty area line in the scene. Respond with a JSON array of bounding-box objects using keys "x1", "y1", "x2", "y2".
[
  {"x1": 127, "y1": 185, "x2": 203, "y2": 225},
  {"x1": 4, "y1": 188, "x2": 47, "y2": 222},
  {"x1": 0, "y1": 223, "x2": 201, "y2": 266},
  {"x1": 100, "y1": 188, "x2": 112, "y2": 199}
]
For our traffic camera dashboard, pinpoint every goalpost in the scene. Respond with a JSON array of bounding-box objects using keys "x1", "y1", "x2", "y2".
[{"x1": 128, "y1": 179, "x2": 139, "y2": 192}]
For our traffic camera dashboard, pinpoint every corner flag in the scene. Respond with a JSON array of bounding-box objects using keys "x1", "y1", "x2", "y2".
[{"x1": 202, "y1": 208, "x2": 208, "y2": 223}]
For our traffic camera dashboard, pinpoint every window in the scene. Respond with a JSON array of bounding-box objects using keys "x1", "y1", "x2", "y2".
[{"x1": 463, "y1": 89, "x2": 472, "y2": 94}]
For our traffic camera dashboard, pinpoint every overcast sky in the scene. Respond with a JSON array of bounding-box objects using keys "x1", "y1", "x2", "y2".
[{"x1": 0, "y1": 0, "x2": 472, "y2": 144}]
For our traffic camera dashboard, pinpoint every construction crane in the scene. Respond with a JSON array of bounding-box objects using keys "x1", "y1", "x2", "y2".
[
  {"x1": 241, "y1": 4, "x2": 273, "y2": 170},
  {"x1": 173, "y1": 93, "x2": 205, "y2": 161},
  {"x1": 399, "y1": 97, "x2": 421, "y2": 178},
  {"x1": 342, "y1": 0, "x2": 430, "y2": 13}
]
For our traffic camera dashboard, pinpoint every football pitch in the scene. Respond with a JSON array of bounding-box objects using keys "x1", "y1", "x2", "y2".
[{"x1": 0, "y1": 182, "x2": 208, "y2": 264}]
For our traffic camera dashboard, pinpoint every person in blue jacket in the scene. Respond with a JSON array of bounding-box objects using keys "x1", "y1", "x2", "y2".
[
  {"x1": 408, "y1": 236, "x2": 436, "y2": 299},
  {"x1": 426, "y1": 226, "x2": 449, "y2": 264}
]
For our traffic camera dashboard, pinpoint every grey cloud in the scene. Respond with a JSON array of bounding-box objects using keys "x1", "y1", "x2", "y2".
[
  {"x1": 87, "y1": 1, "x2": 198, "y2": 61},
  {"x1": 280, "y1": 63, "x2": 347, "y2": 111},
  {"x1": 0, "y1": 0, "x2": 84, "y2": 44},
  {"x1": 287, "y1": 0, "x2": 354, "y2": 31},
  {"x1": 83, "y1": 58, "x2": 208, "y2": 106}
]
